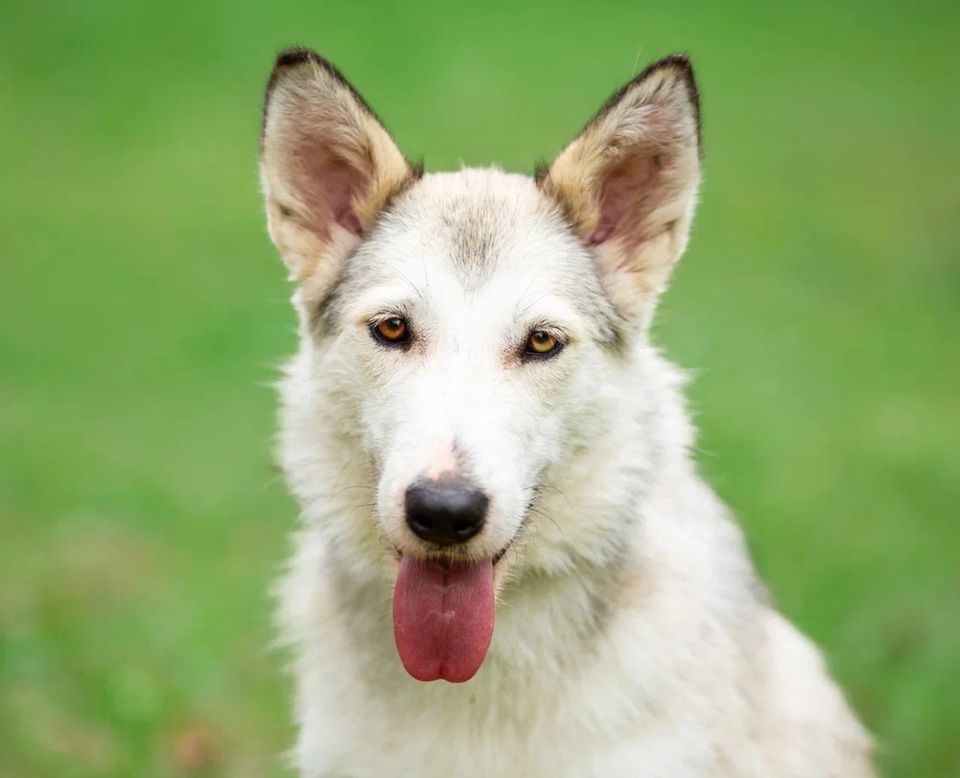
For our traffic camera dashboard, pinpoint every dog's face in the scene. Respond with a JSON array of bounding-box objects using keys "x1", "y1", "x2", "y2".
[
  {"x1": 317, "y1": 169, "x2": 627, "y2": 567},
  {"x1": 261, "y1": 49, "x2": 700, "y2": 681}
]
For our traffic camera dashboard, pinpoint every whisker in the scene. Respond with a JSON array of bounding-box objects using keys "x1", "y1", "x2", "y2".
[
  {"x1": 331, "y1": 483, "x2": 376, "y2": 498},
  {"x1": 331, "y1": 457, "x2": 354, "y2": 492},
  {"x1": 346, "y1": 501, "x2": 377, "y2": 519},
  {"x1": 537, "y1": 482, "x2": 571, "y2": 505},
  {"x1": 527, "y1": 506, "x2": 566, "y2": 539}
]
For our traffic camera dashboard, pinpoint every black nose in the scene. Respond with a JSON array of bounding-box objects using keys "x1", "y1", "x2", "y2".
[{"x1": 404, "y1": 478, "x2": 488, "y2": 546}]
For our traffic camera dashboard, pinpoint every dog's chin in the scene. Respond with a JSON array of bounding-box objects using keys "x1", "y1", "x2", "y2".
[{"x1": 389, "y1": 536, "x2": 517, "y2": 684}]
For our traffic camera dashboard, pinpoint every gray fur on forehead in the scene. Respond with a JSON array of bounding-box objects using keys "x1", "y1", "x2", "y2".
[
  {"x1": 328, "y1": 167, "x2": 626, "y2": 348},
  {"x1": 385, "y1": 168, "x2": 548, "y2": 290}
]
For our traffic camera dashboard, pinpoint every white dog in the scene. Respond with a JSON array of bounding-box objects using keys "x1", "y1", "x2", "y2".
[{"x1": 259, "y1": 48, "x2": 875, "y2": 777}]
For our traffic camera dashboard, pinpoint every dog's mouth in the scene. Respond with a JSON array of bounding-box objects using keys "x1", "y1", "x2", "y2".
[{"x1": 392, "y1": 536, "x2": 516, "y2": 684}]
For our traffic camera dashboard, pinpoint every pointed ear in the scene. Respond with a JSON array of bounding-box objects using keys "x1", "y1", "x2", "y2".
[
  {"x1": 538, "y1": 54, "x2": 701, "y2": 318},
  {"x1": 260, "y1": 49, "x2": 419, "y2": 282}
]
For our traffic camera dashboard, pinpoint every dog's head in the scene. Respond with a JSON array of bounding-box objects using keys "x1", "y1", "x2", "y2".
[{"x1": 261, "y1": 49, "x2": 701, "y2": 682}]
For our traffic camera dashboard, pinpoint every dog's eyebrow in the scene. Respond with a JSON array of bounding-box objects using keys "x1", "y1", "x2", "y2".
[
  {"x1": 399, "y1": 274, "x2": 427, "y2": 304},
  {"x1": 513, "y1": 285, "x2": 626, "y2": 355},
  {"x1": 358, "y1": 298, "x2": 418, "y2": 323},
  {"x1": 334, "y1": 288, "x2": 421, "y2": 328},
  {"x1": 511, "y1": 284, "x2": 550, "y2": 320}
]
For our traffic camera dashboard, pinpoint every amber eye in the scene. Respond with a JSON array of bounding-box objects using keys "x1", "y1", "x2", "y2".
[
  {"x1": 372, "y1": 316, "x2": 410, "y2": 346},
  {"x1": 524, "y1": 329, "x2": 562, "y2": 359}
]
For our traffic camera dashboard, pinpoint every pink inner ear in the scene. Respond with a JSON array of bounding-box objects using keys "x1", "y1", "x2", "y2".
[
  {"x1": 292, "y1": 137, "x2": 368, "y2": 239},
  {"x1": 335, "y1": 206, "x2": 363, "y2": 236},
  {"x1": 587, "y1": 152, "x2": 661, "y2": 247},
  {"x1": 588, "y1": 222, "x2": 615, "y2": 246}
]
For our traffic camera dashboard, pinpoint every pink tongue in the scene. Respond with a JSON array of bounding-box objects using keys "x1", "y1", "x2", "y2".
[{"x1": 393, "y1": 556, "x2": 494, "y2": 683}]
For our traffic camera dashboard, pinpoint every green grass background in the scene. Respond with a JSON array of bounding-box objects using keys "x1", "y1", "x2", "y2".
[{"x1": 1, "y1": 1, "x2": 957, "y2": 775}]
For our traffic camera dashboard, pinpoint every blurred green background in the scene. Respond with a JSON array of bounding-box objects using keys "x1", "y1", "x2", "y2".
[{"x1": 1, "y1": 1, "x2": 957, "y2": 775}]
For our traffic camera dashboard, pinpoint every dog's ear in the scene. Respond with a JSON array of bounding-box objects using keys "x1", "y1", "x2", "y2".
[
  {"x1": 260, "y1": 49, "x2": 418, "y2": 283},
  {"x1": 538, "y1": 55, "x2": 701, "y2": 319}
]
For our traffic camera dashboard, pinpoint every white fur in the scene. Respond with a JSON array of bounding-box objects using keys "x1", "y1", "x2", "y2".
[
  {"x1": 271, "y1": 169, "x2": 874, "y2": 777},
  {"x1": 260, "y1": 52, "x2": 873, "y2": 776}
]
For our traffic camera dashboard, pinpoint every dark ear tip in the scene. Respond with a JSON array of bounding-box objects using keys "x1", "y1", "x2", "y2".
[
  {"x1": 263, "y1": 47, "x2": 355, "y2": 128},
  {"x1": 274, "y1": 46, "x2": 321, "y2": 68},
  {"x1": 639, "y1": 52, "x2": 701, "y2": 150},
  {"x1": 261, "y1": 45, "x2": 396, "y2": 153},
  {"x1": 262, "y1": 47, "x2": 331, "y2": 143},
  {"x1": 270, "y1": 47, "x2": 343, "y2": 79},
  {"x1": 638, "y1": 53, "x2": 697, "y2": 93},
  {"x1": 655, "y1": 52, "x2": 694, "y2": 70},
  {"x1": 266, "y1": 47, "x2": 364, "y2": 107}
]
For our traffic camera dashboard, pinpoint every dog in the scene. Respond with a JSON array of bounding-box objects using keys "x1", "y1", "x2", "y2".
[{"x1": 259, "y1": 47, "x2": 875, "y2": 777}]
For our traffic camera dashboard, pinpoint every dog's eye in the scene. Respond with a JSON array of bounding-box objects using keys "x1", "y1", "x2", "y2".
[
  {"x1": 371, "y1": 316, "x2": 410, "y2": 346},
  {"x1": 524, "y1": 329, "x2": 563, "y2": 359}
]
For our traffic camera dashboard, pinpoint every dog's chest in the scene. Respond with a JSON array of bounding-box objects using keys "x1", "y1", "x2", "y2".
[
  {"x1": 298, "y1": 686, "x2": 730, "y2": 778},
  {"x1": 292, "y1": 606, "x2": 738, "y2": 778}
]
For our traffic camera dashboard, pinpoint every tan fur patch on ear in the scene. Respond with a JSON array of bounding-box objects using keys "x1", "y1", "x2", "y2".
[
  {"x1": 260, "y1": 49, "x2": 418, "y2": 281},
  {"x1": 539, "y1": 55, "x2": 701, "y2": 311}
]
